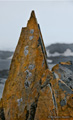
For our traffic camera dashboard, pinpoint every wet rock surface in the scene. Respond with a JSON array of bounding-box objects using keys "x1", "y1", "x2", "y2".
[{"x1": 0, "y1": 11, "x2": 73, "y2": 120}]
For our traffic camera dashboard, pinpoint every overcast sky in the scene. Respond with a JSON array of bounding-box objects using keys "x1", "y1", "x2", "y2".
[{"x1": 0, "y1": 1, "x2": 73, "y2": 51}]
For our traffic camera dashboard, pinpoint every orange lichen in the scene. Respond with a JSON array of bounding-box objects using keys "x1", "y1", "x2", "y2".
[{"x1": 0, "y1": 11, "x2": 73, "y2": 120}]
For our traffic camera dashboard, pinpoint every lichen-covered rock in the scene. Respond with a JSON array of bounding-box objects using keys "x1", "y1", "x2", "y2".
[
  {"x1": 52, "y1": 61, "x2": 73, "y2": 119},
  {"x1": 34, "y1": 69, "x2": 58, "y2": 120},
  {"x1": 1, "y1": 11, "x2": 73, "y2": 120},
  {"x1": 2, "y1": 11, "x2": 48, "y2": 120}
]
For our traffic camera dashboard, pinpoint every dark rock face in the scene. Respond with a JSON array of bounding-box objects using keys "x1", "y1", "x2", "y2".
[
  {"x1": 0, "y1": 70, "x2": 9, "y2": 79},
  {"x1": 0, "y1": 51, "x2": 13, "y2": 60},
  {"x1": 0, "y1": 108, "x2": 5, "y2": 120},
  {"x1": 46, "y1": 43, "x2": 73, "y2": 54},
  {"x1": 46, "y1": 43, "x2": 73, "y2": 65},
  {"x1": 0, "y1": 99, "x2": 5, "y2": 120}
]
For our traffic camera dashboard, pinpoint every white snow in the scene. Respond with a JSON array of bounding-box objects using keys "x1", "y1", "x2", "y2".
[
  {"x1": 47, "y1": 59, "x2": 53, "y2": 63},
  {"x1": 7, "y1": 55, "x2": 13, "y2": 60},
  {"x1": 63, "y1": 49, "x2": 73, "y2": 56}
]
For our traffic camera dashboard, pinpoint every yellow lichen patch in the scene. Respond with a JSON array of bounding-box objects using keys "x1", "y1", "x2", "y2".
[
  {"x1": 35, "y1": 86, "x2": 56, "y2": 120},
  {"x1": 35, "y1": 69, "x2": 58, "y2": 120},
  {"x1": 52, "y1": 64, "x2": 59, "y2": 71},
  {"x1": 60, "y1": 61, "x2": 72, "y2": 65},
  {"x1": 41, "y1": 69, "x2": 53, "y2": 86}
]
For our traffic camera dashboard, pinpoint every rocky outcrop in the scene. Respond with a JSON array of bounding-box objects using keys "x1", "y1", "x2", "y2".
[
  {"x1": 0, "y1": 11, "x2": 73, "y2": 120},
  {"x1": 35, "y1": 61, "x2": 73, "y2": 120},
  {"x1": 52, "y1": 61, "x2": 73, "y2": 119}
]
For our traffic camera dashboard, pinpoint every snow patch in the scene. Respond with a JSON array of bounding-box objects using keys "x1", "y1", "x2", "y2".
[
  {"x1": 7, "y1": 55, "x2": 13, "y2": 60},
  {"x1": 47, "y1": 59, "x2": 53, "y2": 63}
]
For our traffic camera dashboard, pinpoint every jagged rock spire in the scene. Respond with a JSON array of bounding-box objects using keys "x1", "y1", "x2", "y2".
[
  {"x1": 2, "y1": 11, "x2": 48, "y2": 120},
  {"x1": 1, "y1": 11, "x2": 73, "y2": 120},
  {"x1": 27, "y1": 10, "x2": 38, "y2": 29},
  {"x1": 30, "y1": 10, "x2": 36, "y2": 18}
]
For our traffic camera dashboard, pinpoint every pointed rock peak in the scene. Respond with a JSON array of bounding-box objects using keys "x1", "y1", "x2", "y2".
[
  {"x1": 30, "y1": 10, "x2": 36, "y2": 18},
  {"x1": 27, "y1": 10, "x2": 38, "y2": 27}
]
